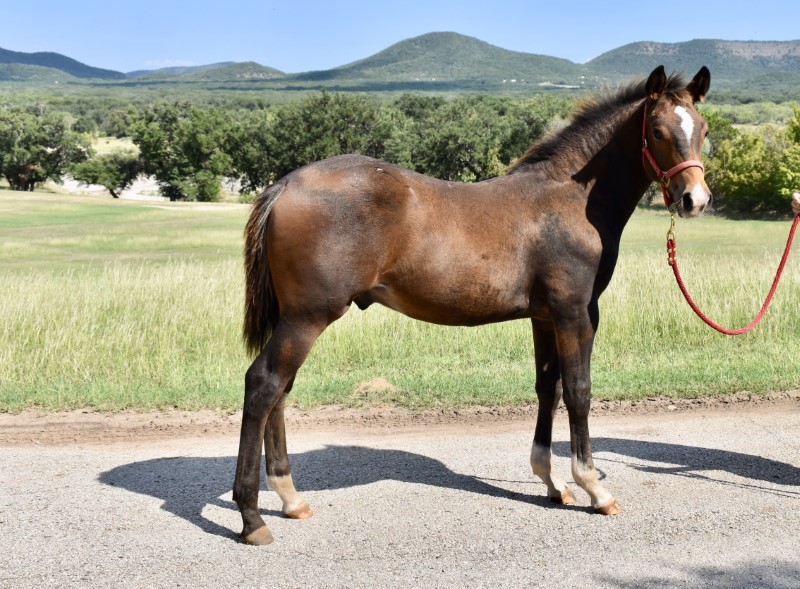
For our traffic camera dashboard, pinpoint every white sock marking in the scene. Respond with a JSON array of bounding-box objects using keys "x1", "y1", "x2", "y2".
[
  {"x1": 531, "y1": 442, "x2": 569, "y2": 497},
  {"x1": 267, "y1": 474, "x2": 306, "y2": 513}
]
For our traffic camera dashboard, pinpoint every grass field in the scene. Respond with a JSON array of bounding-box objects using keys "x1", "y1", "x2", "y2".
[{"x1": 1, "y1": 190, "x2": 799, "y2": 412}]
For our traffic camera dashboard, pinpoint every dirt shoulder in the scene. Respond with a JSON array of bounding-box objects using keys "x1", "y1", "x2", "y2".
[{"x1": 1, "y1": 390, "x2": 797, "y2": 446}]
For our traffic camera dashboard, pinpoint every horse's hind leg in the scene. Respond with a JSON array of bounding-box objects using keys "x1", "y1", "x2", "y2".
[
  {"x1": 264, "y1": 390, "x2": 313, "y2": 520},
  {"x1": 529, "y1": 320, "x2": 576, "y2": 505},
  {"x1": 233, "y1": 317, "x2": 326, "y2": 545}
]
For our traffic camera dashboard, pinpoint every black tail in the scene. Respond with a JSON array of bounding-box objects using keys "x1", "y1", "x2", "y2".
[{"x1": 242, "y1": 181, "x2": 285, "y2": 356}]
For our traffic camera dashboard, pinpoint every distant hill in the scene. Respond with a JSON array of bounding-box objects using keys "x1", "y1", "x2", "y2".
[
  {"x1": 0, "y1": 63, "x2": 79, "y2": 83},
  {"x1": 0, "y1": 47, "x2": 125, "y2": 79},
  {"x1": 130, "y1": 61, "x2": 285, "y2": 83},
  {"x1": 294, "y1": 32, "x2": 580, "y2": 88},
  {"x1": 180, "y1": 62, "x2": 285, "y2": 81},
  {"x1": 282, "y1": 33, "x2": 800, "y2": 95},
  {"x1": 4, "y1": 33, "x2": 800, "y2": 99},
  {"x1": 126, "y1": 62, "x2": 237, "y2": 79},
  {"x1": 586, "y1": 39, "x2": 800, "y2": 81}
]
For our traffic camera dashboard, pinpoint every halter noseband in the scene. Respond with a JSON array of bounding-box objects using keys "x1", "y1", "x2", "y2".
[{"x1": 641, "y1": 102, "x2": 705, "y2": 209}]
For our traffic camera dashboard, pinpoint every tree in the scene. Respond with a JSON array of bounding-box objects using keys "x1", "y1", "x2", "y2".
[
  {"x1": 0, "y1": 107, "x2": 92, "y2": 191},
  {"x1": 101, "y1": 108, "x2": 137, "y2": 138},
  {"x1": 70, "y1": 150, "x2": 141, "y2": 198},
  {"x1": 225, "y1": 109, "x2": 276, "y2": 196},
  {"x1": 704, "y1": 125, "x2": 786, "y2": 215},
  {"x1": 774, "y1": 104, "x2": 800, "y2": 200},
  {"x1": 700, "y1": 109, "x2": 739, "y2": 157},
  {"x1": 413, "y1": 96, "x2": 509, "y2": 181},
  {"x1": 386, "y1": 94, "x2": 567, "y2": 182},
  {"x1": 230, "y1": 92, "x2": 392, "y2": 193},
  {"x1": 267, "y1": 91, "x2": 392, "y2": 180},
  {"x1": 130, "y1": 102, "x2": 234, "y2": 201}
]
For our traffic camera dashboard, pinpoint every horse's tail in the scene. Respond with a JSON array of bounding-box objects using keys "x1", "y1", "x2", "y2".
[{"x1": 243, "y1": 180, "x2": 285, "y2": 356}]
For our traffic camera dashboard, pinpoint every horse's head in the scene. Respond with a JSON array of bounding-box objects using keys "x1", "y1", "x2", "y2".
[{"x1": 642, "y1": 65, "x2": 711, "y2": 218}]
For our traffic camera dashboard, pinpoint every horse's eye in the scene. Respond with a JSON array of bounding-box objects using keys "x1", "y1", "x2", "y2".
[{"x1": 653, "y1": 129, "x2": 665, "y2": 141}]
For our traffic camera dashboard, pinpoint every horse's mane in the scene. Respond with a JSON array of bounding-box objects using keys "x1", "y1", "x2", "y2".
[{"x1": 508, "y1": 73, "x2": 689, "y2": 175}]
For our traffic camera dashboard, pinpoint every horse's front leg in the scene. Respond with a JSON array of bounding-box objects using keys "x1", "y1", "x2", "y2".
[
  {"x1": 530, "y1": 319, "x2": 576, "y2": 505},
  {"x1": 554, "y1": 306, "x2": 621, "y2": 515}
]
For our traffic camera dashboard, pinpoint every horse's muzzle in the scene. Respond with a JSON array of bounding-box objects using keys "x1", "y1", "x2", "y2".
[{"x1": 674, "y1": 176, "x2": 711, "y2": 218}]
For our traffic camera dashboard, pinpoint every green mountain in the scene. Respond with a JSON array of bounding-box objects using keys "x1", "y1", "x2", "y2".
[
  {"x1": 283, "y1": 33, "x2": 800, "y2": 94},
  {"x1": 293, "y1": 32, "x2": 582, "y2": 89},
  {"x1": 0, "y1": 47, "x2": 125, "y2": 79},
  {"x1": 0, "y1": 63, "x2": 79, "y2": 83},
  {"x1": 180, "y1": 62, "x2": 285, "y2": 81},
  {"x1": 126, "y1": 62, "x2": 237, "y2": 79},
  {"x1": 4, "y1": 33, "x2": 800, "y2": 98},
  {"x1": 586, "y1": 39, "x2": 800, "y2": 81},
  {"x1": 127, "y1": 62, "x2": 285, "y2": 81}
]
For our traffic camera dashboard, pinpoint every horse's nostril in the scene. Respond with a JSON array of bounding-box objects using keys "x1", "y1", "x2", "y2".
[{"x1": 682, "y1": 193, "x2": 693, "y2": 211}]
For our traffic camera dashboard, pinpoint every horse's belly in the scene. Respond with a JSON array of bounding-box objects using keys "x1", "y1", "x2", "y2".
[{"x1": 364, "y1": 276, "x2": 529, "y2": 326}]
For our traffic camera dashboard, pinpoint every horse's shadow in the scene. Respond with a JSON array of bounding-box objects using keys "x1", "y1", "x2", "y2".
[{"x1": 98, "y1": 437, "x2": 800, "y2": 540}]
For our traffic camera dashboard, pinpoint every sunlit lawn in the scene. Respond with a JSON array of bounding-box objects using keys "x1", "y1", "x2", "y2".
[{"x1": 1, "y1": 190, "x2": 798, "y2": 411}]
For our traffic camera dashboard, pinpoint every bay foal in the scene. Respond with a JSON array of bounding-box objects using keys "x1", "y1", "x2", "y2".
[{"x1": 233, "y1": 66, "x2": 711, "y2": 544}]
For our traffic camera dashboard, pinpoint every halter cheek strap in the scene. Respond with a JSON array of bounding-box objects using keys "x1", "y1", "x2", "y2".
[{"x1": 641, "y1": 103, "x2": 705, "y2": 208}]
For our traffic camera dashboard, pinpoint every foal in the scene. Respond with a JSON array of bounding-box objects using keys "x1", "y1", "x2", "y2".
[{"x1": 233, "y1": 65, "x2": 711, "y2": 544}]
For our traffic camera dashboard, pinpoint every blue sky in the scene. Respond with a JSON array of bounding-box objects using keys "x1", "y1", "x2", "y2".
[{"x1": 4, "y1": 0, "x2": 800, "y2": 74}]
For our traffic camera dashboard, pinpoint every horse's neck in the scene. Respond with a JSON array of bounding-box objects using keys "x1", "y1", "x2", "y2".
[{"x1": 583, "y1": 104, "x2": 651, "y2": 236}]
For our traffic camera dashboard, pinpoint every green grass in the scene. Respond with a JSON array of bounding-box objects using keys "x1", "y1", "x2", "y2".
[
  {"x1": 1, "y1": 190, "x2": 799, "y2": 412},
  {"x1": 92, "y1": 137, "x2": 137, "y2": 155}
]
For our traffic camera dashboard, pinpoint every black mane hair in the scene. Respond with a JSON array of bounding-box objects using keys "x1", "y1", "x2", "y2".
[{"x1": 508, "y1": 73, "x2": 689, "y2": 175}]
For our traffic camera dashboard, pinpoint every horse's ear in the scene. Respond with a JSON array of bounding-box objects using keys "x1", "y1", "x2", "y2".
[
  {"x1": 645, "y1": 66, "x2": 667, "y2": 102},
  {"x1": 687, "y1": 66, "x2": 710, "y2": 103}
]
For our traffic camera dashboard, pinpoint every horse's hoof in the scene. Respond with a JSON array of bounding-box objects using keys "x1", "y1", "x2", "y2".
[
  {"x1": 550, "y1": 488, "x2": 576, "y2": 505},
  {"x1": 594, "y1": 500, "x2": 621, "y2": 516},
  {"x1": 241, "y1": 526, "x2": 274, "y2": 545},
  {"x1": 284, "y1": 501, "x2": 313, "y2": 520}
]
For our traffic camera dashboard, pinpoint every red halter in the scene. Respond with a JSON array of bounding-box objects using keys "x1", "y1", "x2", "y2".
[{"x1": 641, "y1": 102, "x2": 705, "y2": 208}]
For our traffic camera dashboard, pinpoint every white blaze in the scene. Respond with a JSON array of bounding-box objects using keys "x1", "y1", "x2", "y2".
[{"x1": 674, "y1": 105, "x2": 695, "y2": 143}]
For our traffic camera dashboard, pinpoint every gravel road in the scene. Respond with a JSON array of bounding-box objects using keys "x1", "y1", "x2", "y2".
[{"x1": 1, "y1": 402, "x2": 798, "y2": 588}]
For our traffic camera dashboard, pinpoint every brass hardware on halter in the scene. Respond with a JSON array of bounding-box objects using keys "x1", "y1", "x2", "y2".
[{"x1": 666, "y1": 213, "x2": 676, "y2": 266}]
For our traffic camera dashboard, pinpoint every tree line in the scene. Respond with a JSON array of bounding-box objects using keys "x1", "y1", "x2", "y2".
[
  {"x1": 1, "y1": 92, "x2": 799, "y2": 216},
  {"x1": 0, "y1": 93, "x2": 571, "y2": 201}
]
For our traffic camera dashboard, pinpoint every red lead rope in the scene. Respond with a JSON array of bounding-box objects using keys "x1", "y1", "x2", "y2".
[{"x1": 667, "y1": 214, "x2": 800, "y2": 335}]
